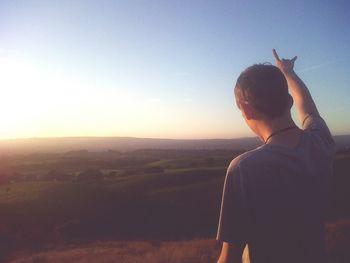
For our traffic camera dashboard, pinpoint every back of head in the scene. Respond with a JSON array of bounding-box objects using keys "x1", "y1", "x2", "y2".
[{"x1": 235, "y1": 64, "x2": 290, "y2": 119}]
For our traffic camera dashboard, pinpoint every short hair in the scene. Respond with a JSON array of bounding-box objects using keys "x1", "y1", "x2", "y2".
[{"x1": 234, "y1": 64, "x2": 290, "y2": 119}]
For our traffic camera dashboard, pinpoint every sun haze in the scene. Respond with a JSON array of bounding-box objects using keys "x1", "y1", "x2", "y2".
[{"x1": 0, "y1": 0, "x2": 349, "y2": 139}]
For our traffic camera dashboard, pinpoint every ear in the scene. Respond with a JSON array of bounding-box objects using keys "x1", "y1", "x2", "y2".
[{"x1": 240, "y1": 102, "x2": 254, "y2": 120}]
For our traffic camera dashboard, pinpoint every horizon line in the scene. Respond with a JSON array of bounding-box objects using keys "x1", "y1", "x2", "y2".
[
  {"x1": 0, "y1": 133, "x2": 349, "y2": 142},
  {"x1": 0, "y1": 135, "x2": 259, "y2": 142}
]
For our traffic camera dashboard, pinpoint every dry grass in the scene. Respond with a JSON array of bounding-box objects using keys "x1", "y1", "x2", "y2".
[
  {"x1": 6, "y1": 219, "x2": 350, "y2": 263},
  {"x1": 7, "y1": 239, "x2": 221, "y2": 263},
  {"x1": 325, "y1": 219, "x2": 350, "y2": 263}
]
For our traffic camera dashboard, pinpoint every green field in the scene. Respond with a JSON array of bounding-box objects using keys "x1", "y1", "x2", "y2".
[{"x1": 0, "y1": 148, "x2": 349, "y2": 262}]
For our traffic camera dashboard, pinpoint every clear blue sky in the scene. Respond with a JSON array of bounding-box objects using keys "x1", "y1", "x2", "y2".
[{"x1": 0, "y1": 0, "x2": 349, "y2": 139}]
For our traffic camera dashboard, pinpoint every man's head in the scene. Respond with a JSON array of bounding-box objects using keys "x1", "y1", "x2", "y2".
[
  {"x1": 234, "y1": 64, "x2": 293, "y2": 133},
  {"x1": 235, "y1": 64, "x2": 293, "y2": 135}
]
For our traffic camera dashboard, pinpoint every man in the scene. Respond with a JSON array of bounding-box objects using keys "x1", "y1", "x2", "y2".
[{"x1": 216, "y1": 50, "x2": 335, "y2": 263}]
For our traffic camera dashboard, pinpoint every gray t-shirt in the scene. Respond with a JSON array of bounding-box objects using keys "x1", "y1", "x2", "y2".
[{"x1": 217, "y1": 115, "x2": 335, "y2": 263}]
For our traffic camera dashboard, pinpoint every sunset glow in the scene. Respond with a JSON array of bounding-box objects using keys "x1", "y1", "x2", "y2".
[{"x1": 0, "y1": 1, "x2": 349, "y2": 139}]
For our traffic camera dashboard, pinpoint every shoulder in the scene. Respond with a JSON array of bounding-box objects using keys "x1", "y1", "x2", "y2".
[
  {"x1": 302, "y1": 114, "x2": 335, "y2": 154},
  {"x1": 222, "y1": 148, "x2": 268, "y2": 198},
  {"x1": 227, "y1": 147, "x2": 268, "y2": 176}
]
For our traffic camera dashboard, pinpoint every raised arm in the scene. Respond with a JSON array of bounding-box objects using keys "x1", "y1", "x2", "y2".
[
  {"x1": 272, "y1": 49, "x2": 319, "y2": 124},
  {"x1": 217, "y1": 242, "x2": 245, "y2": 263}
]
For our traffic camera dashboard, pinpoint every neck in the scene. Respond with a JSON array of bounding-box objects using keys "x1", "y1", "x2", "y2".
[{"x1": 255, "y1": 116, "x2": 297, "y2": 144}]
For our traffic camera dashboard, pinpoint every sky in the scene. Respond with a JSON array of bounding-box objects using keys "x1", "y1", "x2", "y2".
[{"x1": 0, "y1": 0, "x2": 349, "y2": 139}]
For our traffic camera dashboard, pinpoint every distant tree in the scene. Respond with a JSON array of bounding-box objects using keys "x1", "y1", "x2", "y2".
[
  {"x1": 189, "y1": 161, "x2": 198, "y2": 167},
  {"x1": 53, "y1": 219, "x2": 81, "y2": 243},
  {"x1": 76, "y1": 168, "x2": 103, "y2": 182},
  {"x1": 0, "y1": 175, "x2": 10, "y2": 184},
  {"x1": 107, "y1": 149, "x2": 122, "y2": 156},
  {"x1": 11, "y1": 172, "x2": 22, "y2": 182},
  {"x1": 205, "y1": 157, "x2": 217, "y2": 166},
  {"x1": 143, "y1": 166, "x2": 164, "y2": 174},
  {"x1": 120, "y1": 168, "x2": 144, "y2": 176},
  {"x1": 104, "y1": 171, "x2": 118, "y2": 179},
  {"x1": 336, "y1": 147, "x2": 350, "y2": 155},
  {"x1": 43, "y1": 170, "x2": 72, "y2": 181}
]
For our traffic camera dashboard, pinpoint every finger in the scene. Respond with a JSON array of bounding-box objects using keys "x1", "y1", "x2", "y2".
[
  {"x1": 272, "y1": 49, "x2": 281, "y2": 61},
  {"x1": 291, "y1": 56, "x2": 297, "y2": 63}
]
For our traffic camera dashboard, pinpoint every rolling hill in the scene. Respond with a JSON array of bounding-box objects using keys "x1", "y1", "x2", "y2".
[{"x1": 0, "y1": 135, "x2": 349, "y2": 155}]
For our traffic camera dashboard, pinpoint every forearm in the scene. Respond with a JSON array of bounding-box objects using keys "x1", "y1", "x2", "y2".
[
  {"x1": 272, "y1": 49, "x2": 319, "y2": 123},
  {"x1": 284, "y1": 70, "x2": 319, "y2": 123},
  {"x1": 217, "y1": 256, "x2": 242, "y2": 263},
  {"x1": 217, "y1": 242, "x2": 244, "y2": 263}
]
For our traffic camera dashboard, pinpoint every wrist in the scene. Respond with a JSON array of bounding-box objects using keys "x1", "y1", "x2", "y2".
[{"x1": 282, "y1": 69, "x2": 297, "y2": 79}]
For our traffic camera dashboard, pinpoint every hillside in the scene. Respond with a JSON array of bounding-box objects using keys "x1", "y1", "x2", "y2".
[
  {"x1": 0, "y1": 148, "x2": 349, "y2": 262},
  {"x1": 0, "y1": 135, "x2": 349, "y2": 154}
]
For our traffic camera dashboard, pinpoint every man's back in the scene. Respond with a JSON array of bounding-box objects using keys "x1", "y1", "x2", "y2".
[{"x1": 217, "y1": 114, "x2": 335, "y2": 262}]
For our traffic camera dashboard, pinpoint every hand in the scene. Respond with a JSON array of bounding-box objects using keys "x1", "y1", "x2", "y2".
[{"x1": 272, "y1": 49, "x2": 297, "y2": 75}]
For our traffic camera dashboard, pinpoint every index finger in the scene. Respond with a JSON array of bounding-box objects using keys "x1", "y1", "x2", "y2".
[{"x1": 272, "y1": 49, "x2": 281, "y2": 62}]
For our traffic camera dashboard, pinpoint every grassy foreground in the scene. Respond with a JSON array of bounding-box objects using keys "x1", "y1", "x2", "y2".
[
  {"x1": 6, "y1": 219, "x2": 350, "y2": 263},
  {"x1": 7, "y1": 239, "x2": 221, "y2": 263},
  {"x1": 1, "y1": 149, "x2": 350, "y2": 262}
]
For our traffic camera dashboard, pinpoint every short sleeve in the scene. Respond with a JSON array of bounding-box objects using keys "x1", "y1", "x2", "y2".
[
  {"x1": 302, "y1": 114, "x2": 335, "y2": 154},
  {"x1": 216, "y1": 162, "x2": 247, "y2": 244}
]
